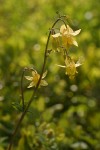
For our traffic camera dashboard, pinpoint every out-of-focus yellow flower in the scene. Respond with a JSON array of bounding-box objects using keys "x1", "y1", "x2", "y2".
[
  {"x1": 65, "y1": 57, "x2": 78, "y2": 79},
  {"x1": 25, "y1": 70, "x2": 48, "y2": 88},
  {"x1": 52, "y1": 24, "x2": 81, "y2": 49},
  {"x1": 57, "y1": 56, "x2": 82, "y2": 79}
]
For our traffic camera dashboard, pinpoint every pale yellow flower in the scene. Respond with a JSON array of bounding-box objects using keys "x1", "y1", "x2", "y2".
[
  {"x1": 57, "y1": 56, "x2": 82, "y2": 79},
  {"x1": 60, "y1": 24, "x2": 81, "y2": 47},
  {"x1": 52, "y1": 24, "x2": 81, "y2": 49},
  {"x1": 65, "y1": 58, "x2": 78, "y2": 79},
  {"x1": 25, "y1": 70, "x2": 48, "y2": 88}
]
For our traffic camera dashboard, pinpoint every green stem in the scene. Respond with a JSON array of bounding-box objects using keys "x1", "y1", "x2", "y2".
[{"x1": 7, "y1": 16, "x2": 67, "y2": 150}]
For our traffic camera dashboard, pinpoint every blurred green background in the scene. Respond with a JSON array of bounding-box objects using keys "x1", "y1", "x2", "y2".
[{"x1": 0, "y1": 0, "x2": 100, "y2": 149}]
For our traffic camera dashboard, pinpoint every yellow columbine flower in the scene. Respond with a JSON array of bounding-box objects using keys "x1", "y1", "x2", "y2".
[
  {"x1": 52, "y1": 24, "x2": 81, "y2": 49},
  {"x1": 65, "y1": 58, "x2": 78, "y2": 79},
  {"x1": 60, "y1": 24, "x2": 81, "y2": 47},
  {"x1": 57, "y1": 56, "x2": 82, "y2": 79},
  {"x1": 25, "y1": 70, "x2": 48, "y2": 88}
]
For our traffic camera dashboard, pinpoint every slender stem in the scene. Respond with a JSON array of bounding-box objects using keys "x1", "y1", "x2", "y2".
[
  {"x1": 20, "y1": 68, "x2": 26, "y2": 111},
  {"x1": 7, "y1": 16, "x2": 67, "y2": 150},
  {"x1": 20, "y1": 67, "x2": 36, "y2": 111}
]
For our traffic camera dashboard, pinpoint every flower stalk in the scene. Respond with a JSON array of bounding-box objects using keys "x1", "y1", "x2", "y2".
[{"x1": 7, "y1": 15, "x2": 68, "y2": 150}]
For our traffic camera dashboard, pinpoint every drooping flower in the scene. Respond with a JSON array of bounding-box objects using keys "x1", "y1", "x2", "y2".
[
  {"x1": 51, "y1": 24, "x2": 81, "y2": 50},
  {"x1": 25, "y1": 70, "x2": 48, "y2": 88},
  {"x1": 57, "y1": 56, "x2": 82, "y2": 79},
  {"x1": 60, "y1": 24, "x2": 81, "y2": 47}
]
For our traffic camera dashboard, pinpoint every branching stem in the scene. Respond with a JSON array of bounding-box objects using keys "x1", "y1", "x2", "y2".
[{"x1": 7, "y1": 16, "x2": 67, "y2": 150}]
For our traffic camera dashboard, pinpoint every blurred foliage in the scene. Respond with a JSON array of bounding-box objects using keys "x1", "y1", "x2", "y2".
[{"x1": 0, "y1": 0, "x2": 100, "y2": 149}]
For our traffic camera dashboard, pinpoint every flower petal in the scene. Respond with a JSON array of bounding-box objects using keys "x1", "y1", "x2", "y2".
[
  {"x1": 75, "y1": 63, "x2": 82, "y2": 67},
  {"x1": 25, "y1": 76, "x2": 33, "y2": 81},
  {"x1": 42, "y1": 70, "x2": 47, "y2": 79},
  {"x1": 67, "y1": 25, "x2": 73, "y2": 33},
  {"x1": 72, "y1": 40, "x2": 78, "y2": 47},
  {"x1": 40, "y1": 80, "x2": 48, "y2": 86},
  {"x1": 60, "y1": 24, "x2": 66, "y2": 33},
  {"x1": 76, "y1": 56, "x2": 85, "y2": 66},
  {"x1": 27, "y1": 82, "x2": 35, "y2": 88},
  {"x1": 70, "y1": 29, "x2": 81, "y2": 36},
  {"x1": 65, "y1": 57, "x2": 71, "y2": 66},
  {"x1": 52, "y1": 33, "x2": 61, "y2": 38},
  {"x1": 32, "y1": 71, "x2": 37, "y2": 76},
  {"x1": 56, "y1": 64, "x2": 66, "y2": 68}
]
